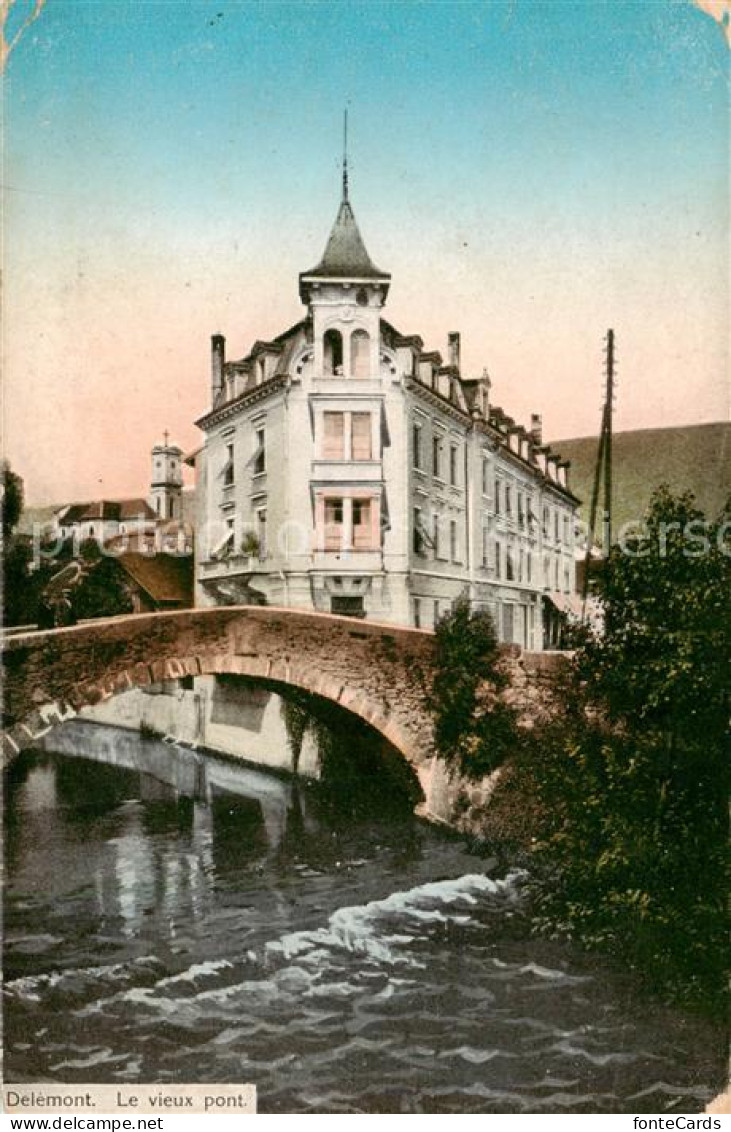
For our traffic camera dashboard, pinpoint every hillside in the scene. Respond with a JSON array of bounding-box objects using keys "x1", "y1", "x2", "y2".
[{"x1": 551, "y1": 421, "x2": 730, "y2": 533}]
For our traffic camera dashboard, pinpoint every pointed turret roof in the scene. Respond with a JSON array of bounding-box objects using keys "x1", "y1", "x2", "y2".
[
  {"x1": 306, "y1": 197, "x2": 386, "y2": 280},
  {"x1": 299, "y1": 167, "x2": 390, "y2": 302}
]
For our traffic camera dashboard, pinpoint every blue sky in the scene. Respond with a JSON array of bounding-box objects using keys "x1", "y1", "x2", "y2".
[{"x1": 5, "y1": 0, "x2": 729, "y2": 503}]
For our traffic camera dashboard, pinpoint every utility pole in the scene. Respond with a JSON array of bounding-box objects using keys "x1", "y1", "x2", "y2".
[
  {"x1": 603, "y1": 329, "x2": 615, "y2": 553},
  {"x1": 582, "y1": 329, "x2": 616, "y2": 618}
]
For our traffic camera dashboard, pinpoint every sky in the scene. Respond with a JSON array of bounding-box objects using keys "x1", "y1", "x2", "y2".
[{"x1": 3, "y1": 0, "x2": 729, "y2": 505}]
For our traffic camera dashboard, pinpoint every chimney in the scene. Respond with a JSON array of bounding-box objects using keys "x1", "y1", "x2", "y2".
[
  {"x1": 211, "y1": 334, "x2": 225, "y2": 402},
  {"x1": 447, "y1": 331, "x2": 461, "y2": 371},
  {"x1": 530, "y1": 413, "x2": 543, "y2": 446}
]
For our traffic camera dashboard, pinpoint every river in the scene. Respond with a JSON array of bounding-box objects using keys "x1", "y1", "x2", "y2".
[{"x1": 3, "y1": 721, "x2": 725, "y2": 1114}]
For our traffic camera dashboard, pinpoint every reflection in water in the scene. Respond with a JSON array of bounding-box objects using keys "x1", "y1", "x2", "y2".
[{"x1": 3, "y1": 722, "x2": 726, "y2": 1114}]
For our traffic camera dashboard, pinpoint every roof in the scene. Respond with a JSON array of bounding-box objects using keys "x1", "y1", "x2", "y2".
[
  {"x1": 54, "y1": 498, "x2": 157, "y2": 523},
  {"x1": 116, "y1": 552, "x2": 193, "y2": 606},
  {"x1": 551, "y1": 421, "x2": 731, "y2": 531},
  {"x1": 300, "y1": 196, "x2": 390, "y2": 290}
]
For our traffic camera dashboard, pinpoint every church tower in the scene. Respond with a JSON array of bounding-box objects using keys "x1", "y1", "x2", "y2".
[
  {"x1": 149, "y1": 433, "x2": 183, "y2": 521},
  {"x1": 298, "y1": 118, "x2": 390, "y2": 379}
]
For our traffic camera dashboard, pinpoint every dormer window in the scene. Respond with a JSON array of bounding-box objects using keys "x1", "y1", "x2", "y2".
[
  {"x1": 257, "y1": 357, "x2": 267, "y2": 385},
  {"x1": 356, "y1": 288, "x2": 368, "y2": 306}
]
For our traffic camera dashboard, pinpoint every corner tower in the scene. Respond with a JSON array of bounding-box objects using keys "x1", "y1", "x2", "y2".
[
  {"x1": 149, "y1": 433, "x2": 183, "y2": 521},
  {"x1": 299, "y1": 150, "x2": 390, "y2": 380}
]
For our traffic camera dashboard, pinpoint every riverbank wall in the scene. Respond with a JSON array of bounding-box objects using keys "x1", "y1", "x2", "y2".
[{"x1": 81, "y1": 677, "x2": 321, "y2": 778}]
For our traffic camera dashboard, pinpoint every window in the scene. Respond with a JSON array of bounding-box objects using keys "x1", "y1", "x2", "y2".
[
  {"x1": 502, "y1": 604, "x2": 514, "y2": 645},
  {"x1": 481, "y1": 458, "x2": 489, "y2": 496},
  {"x1": 351, "y1": 413, "x2": 372, "y2": 460},
  {"x1": 564, "y1": 565, "x2": 571, "y2": 593},
  {"x1": 506, "y1": 548, "x2": 515, "y2": 581},
  {"x1": 350, "y1": 329, "x2": 370, "y2": 378},
  {"x1": 505, "y1": 485, "x2": 513, "y2": 517},
  {"x1": 324, "y1": 498, "x2": 344, "y2": 550},
  {"x1": 212, "y1": 518, "x2": 235, "y2": 560},
  {"x1": 223, "y1": 442, "x2": 234, "y2": 487},
  {"x1": 495, "y1": 541, "x2": 501, "y2": 578},
  {"x1": 323, "y1": 412, "x2": 345, "y2": 459},
  {"x1": 432, "y1": 434, "x2": 442, "y2": 478},
  {"x1": 257, "y1": 508, "x2": 267, "y2": 558},
  {"x1": 331, "y1": 595, "x2": 365, "y2": 618},
  {"x1": 482, "y1": 527, "x2": 490, "y2": 568},
  {"x1": 527, "y1": 552, "x2": 532, "y2": 583},
  {"x1": 323, "y1": 412, "x2": 372, "y2": 460},
  {"x1": 323, "y1": 329, "x2": 343, "y2": 375},
  {"x1": 413, "y1": 506, "x2": 425, "y2": 555},
  {"x1": 450, "y1": 518, "x2": 458, "y2": 562},
  {"x1": 495, "y1": 479, "x2": 501, "y2": 515},
  {"x1": 432, "y1": 513, "x2": 440, "y2": 558},
  {"x1": 352, "y1": 499, "x2": 372, "y2": 549},
  {"x1": 517, "y1": 493, "x2": 525, "y2": 528},
  {"x1": 554, "y1": 511, "x2": 560, "y2": 542},
  {"x1": 449, "y1": 444, "x2": 458, "y2": 486},
  {"x1": 253, "y1": 427, "x2": 266, "y2": 475},
  {"x1": 543, "y1": 506, "x2": 550, "y2": 539},
  {"x1": 413, "y1": 597, "x2": 421, "y2": 628},
  {"x1": 413, "y1": 424, "x2": 423, "y2": 470}
]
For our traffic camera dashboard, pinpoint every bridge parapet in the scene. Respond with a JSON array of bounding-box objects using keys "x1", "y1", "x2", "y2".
[{"x1": 1, "y1": 607, "x2": 438, "y2": 771}]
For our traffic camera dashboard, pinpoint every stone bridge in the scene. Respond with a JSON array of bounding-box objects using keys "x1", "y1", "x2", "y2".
[{"x1": 1, "y1": 606, "x2": 562, "y2": 819}]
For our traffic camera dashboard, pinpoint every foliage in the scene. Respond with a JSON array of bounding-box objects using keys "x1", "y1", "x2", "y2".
[
  {"x1": 1, "y1": 461, "x2": 24, "y2": 537},
  {"x1": 280, "y1": 689, "x2": 315, "y2": 774},
  {"x1": 79, "y1": 537, "x2": 103, "y2": 563},
  {"x1": 241, "y1": 532, "x2": 261, "y2": 557},
  {"x1": 528, "y1": 487, "x2": 729, "y2": 1016},
  {"x1": 429, "y1": 594, "x2": 519, "y2": 779},
  {"x1": 69, "y1": 557, "x2": 134, "y2": 621}
]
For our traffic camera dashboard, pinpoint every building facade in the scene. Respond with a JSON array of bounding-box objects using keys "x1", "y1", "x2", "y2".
[{"x1": 193, "y1": 178, "x2": 579, "y2": 648}]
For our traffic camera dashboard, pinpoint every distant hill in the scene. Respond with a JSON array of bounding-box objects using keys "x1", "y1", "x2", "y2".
[{"x1": 551, "y1": 422, "x2": 730, "y2": 533}]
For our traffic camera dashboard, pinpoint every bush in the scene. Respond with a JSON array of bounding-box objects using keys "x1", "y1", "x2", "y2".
[
  {"x1": 527, "y1": 488, "x2": 729, "y2": 1016},
  {"x1": 429, "y1": 595, "x2": 519, "y2": 779}
]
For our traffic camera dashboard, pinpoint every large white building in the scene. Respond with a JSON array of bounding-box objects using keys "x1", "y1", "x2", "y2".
[{"x1": 192, "y1": 173, "x2": 579, "y2": 649}]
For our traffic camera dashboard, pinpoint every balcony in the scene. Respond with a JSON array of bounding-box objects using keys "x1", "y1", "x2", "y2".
[
  {"x1": 311, "y1": 459, "x2": 382, "y2": 484},
  {"x1": 311, "y1": 548, "x2": 383, "y2": 572},
  {"x1": 198, "y1": 552, "x2": 265, "y2": 580}
]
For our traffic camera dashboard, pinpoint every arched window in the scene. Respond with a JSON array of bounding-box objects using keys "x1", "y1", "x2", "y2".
[
  {"x1": 323, "y1": 329, "x2": 343, "y2": 376},
  {"x1": 350, "y1": 329, "x2": 370, "y2": 378}
]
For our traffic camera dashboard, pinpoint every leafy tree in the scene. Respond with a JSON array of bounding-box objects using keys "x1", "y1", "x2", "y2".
[
  {"x1": 69, "y1": 556, "x2": 134, "y2": 621},
  {"x1": 528, "y1": 487, "x2": 729, "y2": 1014},
  {"x1": 1, "y1": 461, "x2": 24, "y2": 537},
  {"x1": 429, "y1": 594, "x2": 518, "y2": 778}
]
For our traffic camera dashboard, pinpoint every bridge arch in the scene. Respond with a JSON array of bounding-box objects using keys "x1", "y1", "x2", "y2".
[{"x1": 1, "y1": 607, "x2": 438, "y2": 784}]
